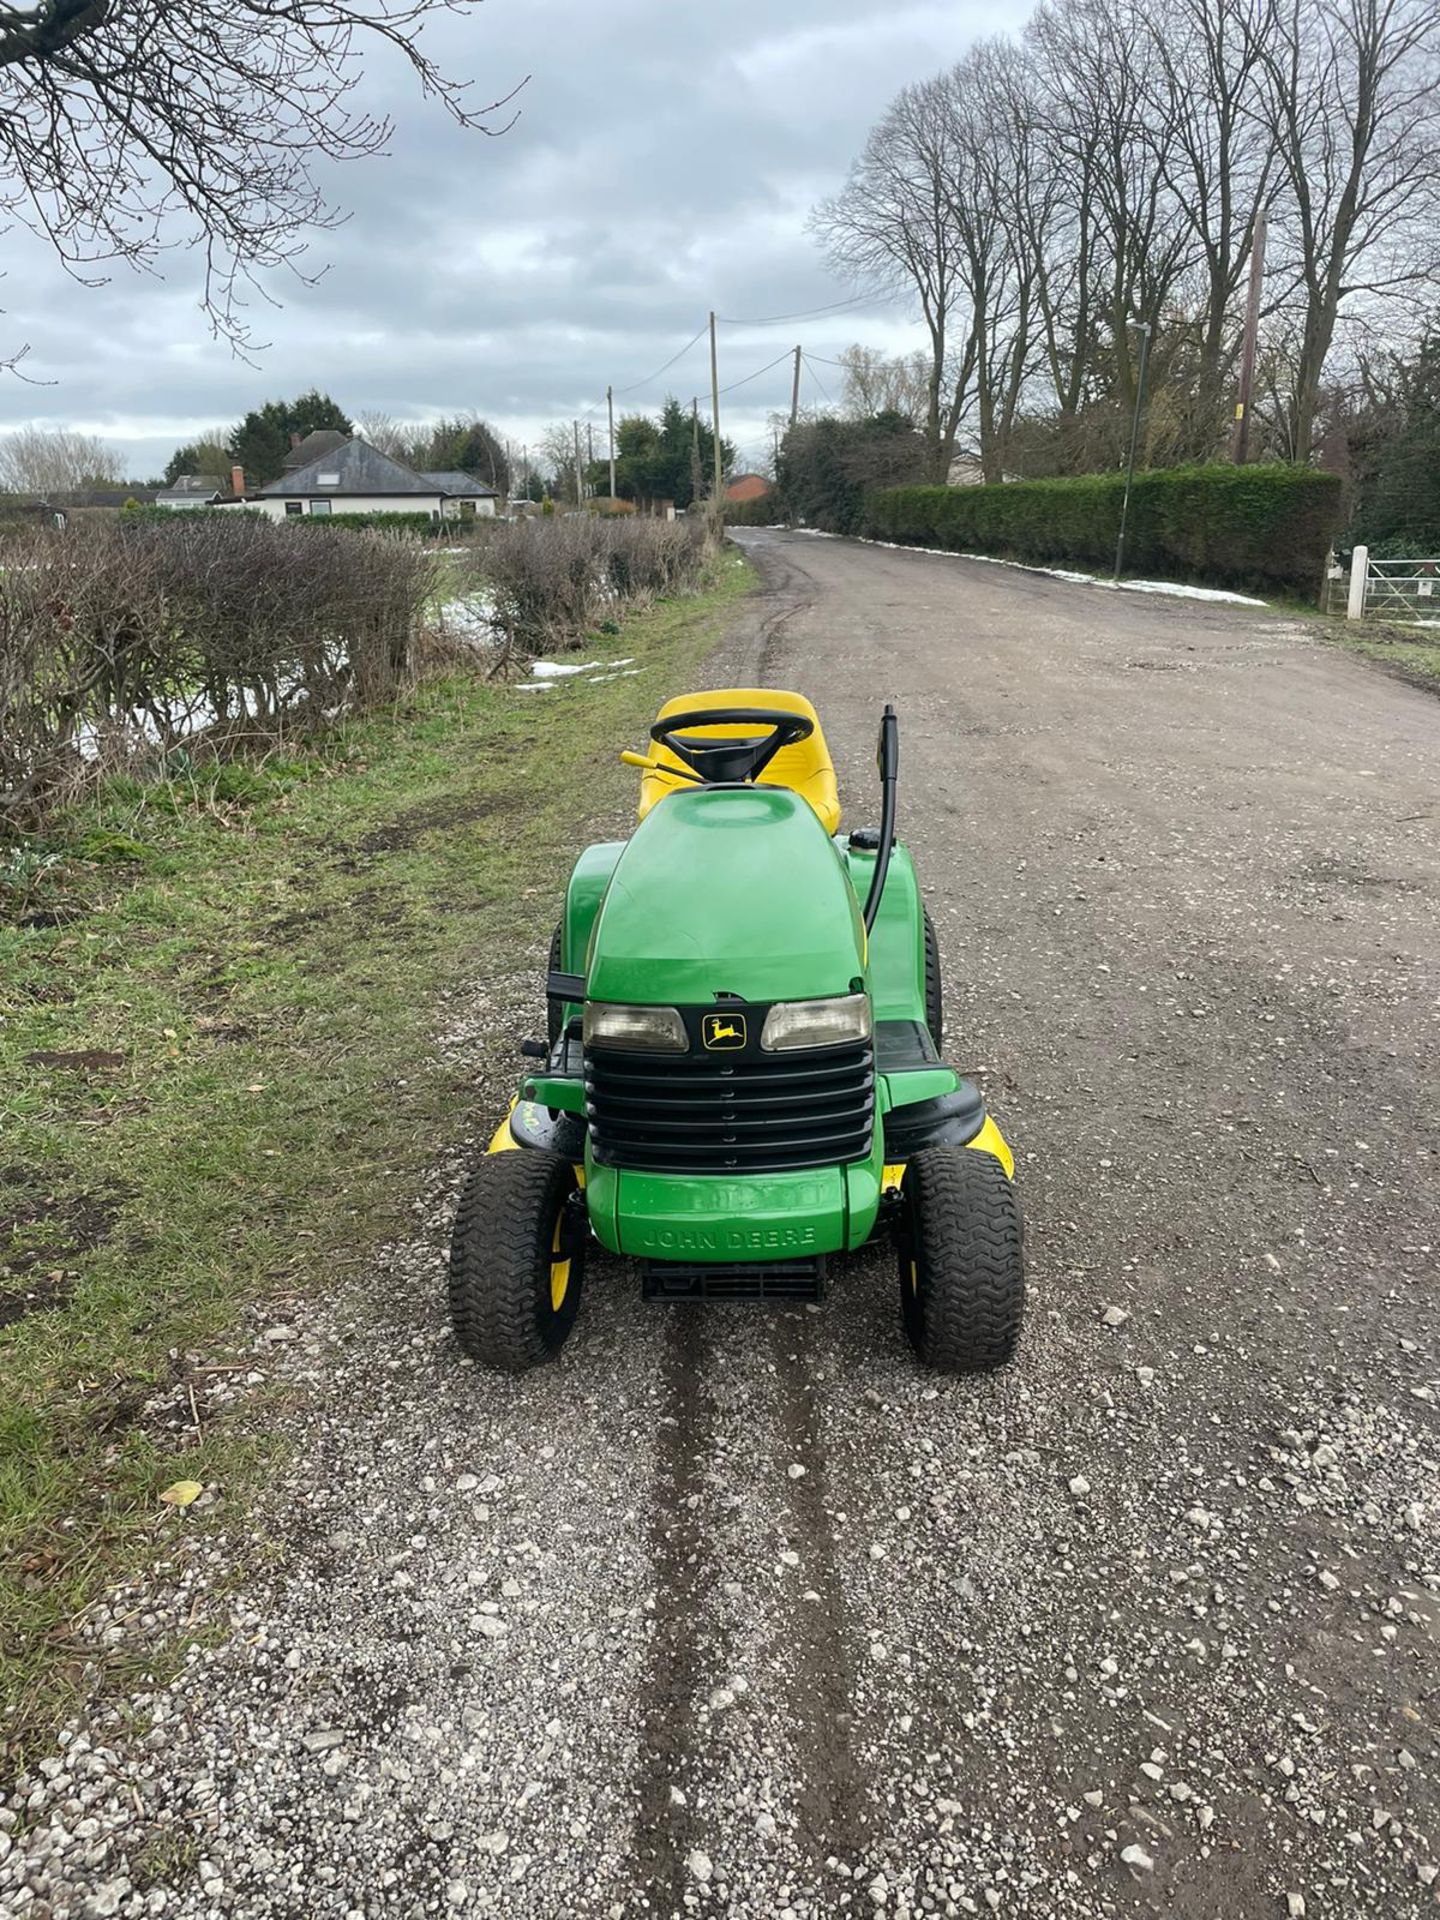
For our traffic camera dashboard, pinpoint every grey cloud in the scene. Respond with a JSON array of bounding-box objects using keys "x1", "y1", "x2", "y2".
[{"x1": 4, "y1": 0, "x2": 1029, "y2": 475}]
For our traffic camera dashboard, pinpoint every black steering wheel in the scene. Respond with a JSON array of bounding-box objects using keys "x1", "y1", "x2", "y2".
[{"x1": 651, "y1": 706, "x2": 815, "y2": 786}]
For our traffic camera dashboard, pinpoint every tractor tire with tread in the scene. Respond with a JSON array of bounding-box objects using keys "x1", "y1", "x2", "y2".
[
  {"x1": 449, "y1": 1148, "x2": 584, "y2": 1372},
  {"x1": 898, "y1": 1145, "x2": 1023, "y2": 1373}
]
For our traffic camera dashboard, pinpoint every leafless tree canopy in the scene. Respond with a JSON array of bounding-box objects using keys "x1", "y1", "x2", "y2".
[
  {"x1": 0, "y1": 423, "x2": 122, "y2": 492},
  {"x1": 0, "y1": 1, "x2": 522, "y2": 353},
  {"x1": 814, "y1": 0, "x2": 1440, "y2": 474}
]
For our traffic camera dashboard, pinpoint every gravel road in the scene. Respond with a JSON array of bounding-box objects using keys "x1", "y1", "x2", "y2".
[{"x1": 5, "y1": 530, "x2": 1437, "y2": 1920}]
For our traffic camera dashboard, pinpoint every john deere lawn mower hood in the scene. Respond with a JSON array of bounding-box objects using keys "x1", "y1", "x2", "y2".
[{"x1": 585, "y1": 783, "x2": 865, "y2": 1007}]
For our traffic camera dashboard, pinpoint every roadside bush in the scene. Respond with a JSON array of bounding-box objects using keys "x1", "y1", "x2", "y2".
[
  {"x1": 864, "y1": 464, "x2": 1343, "y2": 599},
  {"x1": 778, "y1": 412, "x2": 928, "y2": 536},
  {"x1": 726, "y1": 495, "x2": 782, "y2": 527},
  {"x1": 0, "y1": 516, "x2": 438, "y2": 828},
  {"x1": 465, "y1": 514, "x2": 707, "y2": 658}
]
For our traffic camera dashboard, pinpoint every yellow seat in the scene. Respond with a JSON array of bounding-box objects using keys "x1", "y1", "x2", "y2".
[{"x1": 635, "y1": 688, "x2": 841, "y2": 836}]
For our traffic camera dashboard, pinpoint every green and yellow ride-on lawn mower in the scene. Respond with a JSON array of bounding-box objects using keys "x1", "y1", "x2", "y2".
[{"x1": 449, "y1": 688, "x2": 1024, "y2": 1373}]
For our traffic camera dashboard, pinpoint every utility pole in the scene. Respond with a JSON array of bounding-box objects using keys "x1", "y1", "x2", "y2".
[
  {"x1": 1231, "y1": 213, "x2": 1267, "y2": 465},
  {"x1": 607, "y1": 384, "x2": 616, "y2": 502},
  {"x1": 709, "y1": 311, "x2": 724, "y2": 529},
  {"x1": 1113, "y1": 320, "x2": 1153, "y2": 584},
  {"x1": 790, "y1": 344, "x2": 803, "y2": 430},
  {"x1": 572, "y1": 420, "x2": 583, "y2": 507}
]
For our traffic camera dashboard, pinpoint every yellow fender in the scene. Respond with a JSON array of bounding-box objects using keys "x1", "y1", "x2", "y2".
[{"x1": 881, "y1": 1116, "x2": 1015, "y2": 1192}]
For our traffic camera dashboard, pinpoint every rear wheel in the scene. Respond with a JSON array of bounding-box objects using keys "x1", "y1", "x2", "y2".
[
  {"x1": 923, "y1": 909, "x2": 944, "y2": 1053},
  {"x1": 898, "y1": 1147, "x2": 1024, "y2": 1373},
  {"x1": 449, "y1": 1149, "x2": 585, "y2": 1372}
]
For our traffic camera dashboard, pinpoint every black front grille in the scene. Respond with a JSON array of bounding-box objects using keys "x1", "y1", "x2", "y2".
[{"x1": 586, "y1": 1037, "x2": 875, "y2": 1174}]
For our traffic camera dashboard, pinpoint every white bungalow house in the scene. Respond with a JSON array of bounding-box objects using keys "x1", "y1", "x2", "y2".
[{"x1": 250, "y1": 438, "x2": 498, "y2": 521}]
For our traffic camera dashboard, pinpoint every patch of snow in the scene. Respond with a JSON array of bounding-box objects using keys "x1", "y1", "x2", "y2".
[
  {"x1": 529, "y1": 658, "x2": 603, "y2": 679},
  {"x1": 816, "y1": 533, "x2": 1270, "y2": 607},
  {"x1": 439, "y1": 594, "x2": 501, "y2": 646},
  {"x1": 1121, "y1": 578, "x2": 1267, "y2": 606}
]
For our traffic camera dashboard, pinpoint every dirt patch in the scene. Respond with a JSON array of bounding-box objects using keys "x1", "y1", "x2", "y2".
[
  {"x1": 0, "y1": 1267, "x2": 74, "y2": 1329},
  {"x1": 23, "y1": 1048, "x2": 127, "y2": 1070},
  {"x1": 0, "y1": 1167, "x2": 128, "y2": 1312},
  {"x1": 356, "y1": 792, "x2": 516, "y2": 855}
]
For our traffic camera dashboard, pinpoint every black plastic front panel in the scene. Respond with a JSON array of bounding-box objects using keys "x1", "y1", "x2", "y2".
[{"x1": 585, "y1": 1005, "x2": 875, "y2": 1175}]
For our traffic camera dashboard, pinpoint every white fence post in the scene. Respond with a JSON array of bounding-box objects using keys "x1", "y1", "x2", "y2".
[{"x1": 1346, "y1": 544, "x2": 1369, "y2": 621}]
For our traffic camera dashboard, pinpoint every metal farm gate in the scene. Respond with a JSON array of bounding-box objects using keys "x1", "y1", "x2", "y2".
[{"x1": 1345, "y1": 547, "x2": 1440, "y2": 621}]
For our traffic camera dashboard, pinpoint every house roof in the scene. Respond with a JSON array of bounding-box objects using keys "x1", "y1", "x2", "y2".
[
  {"x1": 282, "y1": 429, "x2": 350, "y2": 472},
  {"x1": 258, "y1": 438, "x2": 440, "y2": 498},
  {"x1": 45, "y1": 488, "x2": 157, "y2": 508},
  {"x1": 156, "y1": 475, "x2": 224, "y2": 503},
  {"x1": 420, "y1": 470, "x2": 499, "y2": 498}
]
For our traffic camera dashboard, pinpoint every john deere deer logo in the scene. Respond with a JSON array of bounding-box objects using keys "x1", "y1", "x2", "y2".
[{"x1": 702, "y1": 1012, "x2": 747, "y2": 1050}]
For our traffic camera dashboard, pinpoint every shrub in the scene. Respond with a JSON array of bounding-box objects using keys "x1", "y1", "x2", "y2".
[
  {"x1": 725, "y1": 495, "x2": 782, "y2": 527},
  {"x1": 0, "y1": 516, "x2": 438, "y2": 827},
  {"x1": 777, "y1": 413, "x2": 928, "y2": 535},
  {"x1": 455, "y1": 515, "x2": 708, "y2": 659},
  {"x1": 864, "y1": 464, "x2": 1343, "y2": 599}
]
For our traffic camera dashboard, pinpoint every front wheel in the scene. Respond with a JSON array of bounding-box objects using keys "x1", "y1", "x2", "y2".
[
  {"x1": 449, "y1": 1149, "x2": 585, "y2": 1372},
  {"x1": 898, "y1": 1147, "x2": 1024, "y2": 1373}
]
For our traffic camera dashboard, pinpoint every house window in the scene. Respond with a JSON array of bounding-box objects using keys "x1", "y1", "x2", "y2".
[
  {"x1": 284, "y1": 500, "x2": 303, "y2": 517},
  {"x1": 459, "y1": 499, "x2": 476, "y2": 518},
  {"x1": 309, "y1": 499, "x2": 332, "y2": 517}
]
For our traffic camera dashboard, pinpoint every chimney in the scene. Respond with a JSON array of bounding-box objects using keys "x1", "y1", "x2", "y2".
[
  {"x1": 290, "y1": 432, "x2": 303, "y2": 448},
  {"x1": 230, "y1": 464, "x2": 245, "y2": 498}
]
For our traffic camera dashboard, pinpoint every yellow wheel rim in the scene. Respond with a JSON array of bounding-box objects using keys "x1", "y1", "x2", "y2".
[
  {"x1": 549, "y1": 1212, "x2": 572, "y2": 1313},
  {"x1": 908, "y1": 1257, "x2": 918, "y2": 1296}
]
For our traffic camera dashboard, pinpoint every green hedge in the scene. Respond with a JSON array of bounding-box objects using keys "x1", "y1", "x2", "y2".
[
  {"x1": 281, "y1": 510, "x2": 452, "y2": 538},
  {"x1": 725, "y1": 494, "x2": 784, "y2": 527},
  {"x1": 864, "y1": 464, "x2": 1343, "y2": 599}
]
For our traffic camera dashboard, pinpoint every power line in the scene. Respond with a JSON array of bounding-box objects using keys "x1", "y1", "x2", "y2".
[
  {"x1": 716, "y1": 291, "x2": 892, "y2": 327},
  {"x1": 802, "y1": 353, "x2": 834, "y2": 404},
  {"x1": 613, "y1": 322, "x2": 710, "y2": 398},
  {"x1": 716, "y1": 348, "x2": 797, "y2": 398}
]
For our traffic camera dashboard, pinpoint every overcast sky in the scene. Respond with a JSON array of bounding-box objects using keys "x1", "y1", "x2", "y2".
[{"x1": 3, "y1": 0, "x2": 1028, "y2": 480}]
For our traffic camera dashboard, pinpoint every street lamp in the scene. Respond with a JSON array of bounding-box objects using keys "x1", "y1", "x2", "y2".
[{"x1": 1113, "y1": 320, "x2": 1154, "y2": 584}]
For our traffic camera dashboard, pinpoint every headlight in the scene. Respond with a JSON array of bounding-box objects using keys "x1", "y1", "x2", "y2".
[
  {"x1": 760, "y1": 993, "x2": 872, "y2": 1052},
  {"x1": 583, "y1": 1002, "x2": 688, "y2": 1052}
]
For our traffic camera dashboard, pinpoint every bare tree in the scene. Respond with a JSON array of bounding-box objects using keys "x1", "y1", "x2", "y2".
[
  {"x1": 355, "y1": 410, "x2": 413, "y2": 460},
  {"x1": 0, "y1": 424, "x2": 122, "y2": 493},
  {"x1": 0, "y1": 2, "x2": 522, "y2": 355},
  {"x1": 1029, "y1": 0, "x2": 1196, "y2": 418},
  {"x1": 835, "y1": 345, "x2": 932, "y2": 420},
  {"x1": 1143, "y1": 0, "x2": 1280, "y2": 455},
  {"x1": 1252, "y1": 0, "x2": 1440, "y2": 459},
  {"x1": 812, "y1": 82, "x2": 974, "y2": 480}
]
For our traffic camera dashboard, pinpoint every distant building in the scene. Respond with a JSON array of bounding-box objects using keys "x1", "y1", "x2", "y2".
[
  {"x1": 726, "y1": 473, "x2": 772, "y2": 503},
  {"x1": 249, "y1": 439, "x2": 498, "y2": 521},
  {"x1": 154, "y1": 474, "x2": 228, "y2": 509}
]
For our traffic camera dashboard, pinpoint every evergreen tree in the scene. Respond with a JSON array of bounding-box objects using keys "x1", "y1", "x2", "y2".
[
  {"x1": 591, "y1": 398, "x2": 732, "y2": 509},
  {"x1": 420, "y1": 415, "x2": 511, "y2": 494},
  {"x1": 228, "y1": 390, "x2": 352, "y2": 487},
  {"x1": 1355, "y1": 330, "x2": 1440, "y2": 552}
]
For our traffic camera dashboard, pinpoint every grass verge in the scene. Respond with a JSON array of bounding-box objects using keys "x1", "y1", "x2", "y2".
[
  {"x1": 1317, "y1": 619, "x2": 1440, "y2": 691},
  {"x1": 0, "y1": 548, "x2": 755, "y2": 1764}
]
